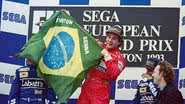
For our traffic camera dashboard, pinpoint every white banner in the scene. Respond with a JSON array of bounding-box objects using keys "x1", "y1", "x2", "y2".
[
  {"x1": 0, "y1": 62, "x2": 21, "y2": 95},
  {"x1": 180, "y1": 6, "x2": 185, "y2": 37},
  {"x1": 179, "y1": 67, "x2": 185, "y2": 99},
  {"x1": 0, "y1": 1, "x2": 29, "y2": 35},
  {"x1": 115, "y1": 67, "x2": 146, "y2": 100},
  {"x1": 151, "y1": 0, "x2": 181, "y2": 7}
]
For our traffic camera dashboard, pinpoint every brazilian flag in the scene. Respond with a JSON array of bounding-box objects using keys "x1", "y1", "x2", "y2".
[{"x1": 16, "y1": 11, "x2": 103, "y2": 103}]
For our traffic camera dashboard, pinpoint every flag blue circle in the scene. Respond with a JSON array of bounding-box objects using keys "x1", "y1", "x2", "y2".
[{"x1": 43, "y1": 31, "x2": 75, "y2": 70}]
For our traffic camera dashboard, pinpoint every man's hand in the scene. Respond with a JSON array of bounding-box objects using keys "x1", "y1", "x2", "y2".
[
  {"x1": 101, "y1": 49, "x2": 112, "y2": 61},
  {"x1": 95, "y1": 39, "x2": 103, "y2": 46}
]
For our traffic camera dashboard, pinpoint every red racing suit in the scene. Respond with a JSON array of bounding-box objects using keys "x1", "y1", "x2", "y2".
[{"x1": 77, "y1": 45, "x2": 126, "y2": 104}]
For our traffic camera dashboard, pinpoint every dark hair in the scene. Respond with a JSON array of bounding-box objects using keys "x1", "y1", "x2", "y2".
[{"x1": 159, "y1": 61, "x2": 174, "y2": 85}]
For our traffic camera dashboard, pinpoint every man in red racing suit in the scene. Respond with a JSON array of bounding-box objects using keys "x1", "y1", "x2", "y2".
[{"x1": 77, "y1": 26, "x2": 126, "y2": 104}]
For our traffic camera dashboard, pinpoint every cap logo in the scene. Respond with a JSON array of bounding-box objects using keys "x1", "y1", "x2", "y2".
[{"x1": 145, "y1": 61, "x2": 155, "y2": 68}]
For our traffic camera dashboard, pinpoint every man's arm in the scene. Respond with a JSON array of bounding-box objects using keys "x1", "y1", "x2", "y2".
[{"x1": 101, "y1": 49, "x2": 126, "y2": 80}]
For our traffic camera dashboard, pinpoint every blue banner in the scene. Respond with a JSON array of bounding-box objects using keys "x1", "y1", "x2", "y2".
[
  {"x1": 0, "y1": 0, "x2": 2, "y2": 29},
  {"x1": 180, "y1": 37, "x2": 185, "y2": 68},
  {"x1": 5, "y1": 0, "x2": 29, "y2": 4},
  {"x1": 0, "y1": 94, "x2": 8, "y2": 104},
  {"x1": 59, "y1": 0, "x2": 89, "y2": 5},
  {"x1": 183, "y1": 0, "x2": 185, "y2": 5},
  {"x1": 0, "y1": 31, "x2": 26, "y2": 65},
  {"x1": 120, "y1": 0, "x2": 150, "y2": 5}
]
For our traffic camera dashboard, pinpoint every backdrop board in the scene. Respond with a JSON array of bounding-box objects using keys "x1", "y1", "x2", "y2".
[{"x1": 29, "y1": 7, "x2": 180, "y2": 67}]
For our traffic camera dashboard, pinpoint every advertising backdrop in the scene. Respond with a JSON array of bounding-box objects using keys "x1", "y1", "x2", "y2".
[
  {"x1": 29, "y1": 7, "x2": 180, "y2": 67},
  {"x1": 0, "y1": 0, "x2": 185, "y2": 103}
]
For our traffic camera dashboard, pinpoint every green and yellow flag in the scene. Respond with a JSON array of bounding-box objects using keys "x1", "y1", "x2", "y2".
[{"x1": 16, "y1": 11, "x2": 103, "y2": 103}]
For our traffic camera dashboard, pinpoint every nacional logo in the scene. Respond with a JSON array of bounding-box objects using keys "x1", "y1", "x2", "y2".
[{"x1": 43, "y1": 32, "x2": 75, "y2": 69}]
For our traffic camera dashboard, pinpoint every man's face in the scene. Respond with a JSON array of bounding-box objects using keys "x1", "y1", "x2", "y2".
[
  {"x1": 152, "y1": 65, "x2": 161, "y2": 85},
  {"x1": 105, "y1": 33, "x2": 120, "y2": 49}
]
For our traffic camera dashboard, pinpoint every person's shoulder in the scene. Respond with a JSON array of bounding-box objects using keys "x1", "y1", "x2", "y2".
[
  {"x1": 116, "y1": 50, "x2": 125, "y2": 61},
  {"x1": 166, "y1": 85, "x2": 183, "y2": 101},
  {"x1": 171, "y1": 86, "x2": 182, "y2": 94},
  {"x1": 115, "y1": 50, "x2": 125, "y2": 62},
  {"x1": 112, "y1": 48, "x2": 126, "y2": 67},
  {"x1": 166, "y1": 85, "x2": 181, "y2": 94},
  {"x1": 167, "y1": 85, "x2": 177, "y2": 90}
]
